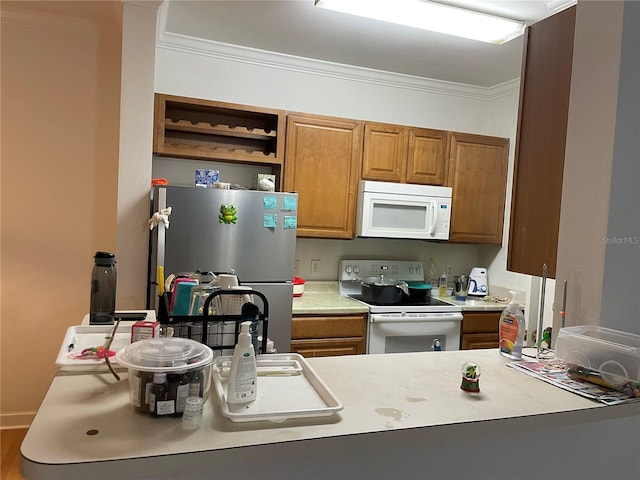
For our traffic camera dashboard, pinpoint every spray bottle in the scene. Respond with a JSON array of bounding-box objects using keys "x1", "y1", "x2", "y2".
[
  {"x1": 498, "y1": 291, "x2": 525, "y2": 360},
  {"x1": 227, "y1": 321, "x2": 257, "y2": 404}
]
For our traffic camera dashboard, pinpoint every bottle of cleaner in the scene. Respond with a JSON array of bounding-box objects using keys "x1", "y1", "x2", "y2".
[
  {"x1": 227, "y1": 321, "x2": 257, "y2": 405},
  {"x1": 438, "y1": 270, "x2": 447, "y2": 297},
  {"x1": 498, "y1": 292, "x2": 525, "y2": 360}
]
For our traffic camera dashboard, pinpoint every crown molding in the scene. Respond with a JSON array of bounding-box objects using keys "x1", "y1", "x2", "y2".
[{"x1": 156, "y1": 0, "x2": 519, "y2": 104}]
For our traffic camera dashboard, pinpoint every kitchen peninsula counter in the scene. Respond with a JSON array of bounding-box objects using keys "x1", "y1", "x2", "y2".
[{"x1": 21, "y1": 349, "x2": 639, "y2": 479}]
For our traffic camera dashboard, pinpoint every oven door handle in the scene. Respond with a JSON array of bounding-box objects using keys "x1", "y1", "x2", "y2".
[{"x1": 370, "y1": 314, "x2": 463, "y2": 323}]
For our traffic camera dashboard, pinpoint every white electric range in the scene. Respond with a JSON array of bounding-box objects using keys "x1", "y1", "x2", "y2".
[{"x1": 339, "y1": 260, "x2": 463, "y2": 354}]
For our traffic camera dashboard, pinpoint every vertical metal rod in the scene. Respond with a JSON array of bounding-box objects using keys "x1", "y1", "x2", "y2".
[
  {"x1": 561, "y1": 280, "x2": 568, "y2": 329},
  {"x1": 537, "y1": 264, "x2": 547, "y2": 359}
]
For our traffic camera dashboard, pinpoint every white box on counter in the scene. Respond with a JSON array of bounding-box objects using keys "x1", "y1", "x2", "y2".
[{"x1": 555, "y1": 325, "x2": 640, "y2": 385}]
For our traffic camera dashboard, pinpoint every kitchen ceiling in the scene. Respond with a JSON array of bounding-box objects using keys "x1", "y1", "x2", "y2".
[{"x1": 162, "y1": 0, "x2": 575, "y2": 87}]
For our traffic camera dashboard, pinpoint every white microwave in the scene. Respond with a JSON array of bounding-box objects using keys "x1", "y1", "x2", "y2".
[{"x1": 356, "y1": 181, "x2": 452, "y2": 240}]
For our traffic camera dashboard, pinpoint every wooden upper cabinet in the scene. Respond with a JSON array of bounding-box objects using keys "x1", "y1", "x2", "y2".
[
  {"x1": 362, "y1": 122, "x2": 447, "y2": 185},
  {"x1": 284, "y1": 114, "x2": 362, "y2": 239},
  {"x1": 508, "y1": 6, "x2": 576, "y2": 279},
  {"x1": 362, "y1": 123, "x2": 408, "y2": 183},
  {"x1": 447, "y1": 132, "x2": 509, "y2": 244},
  {"x1": 406, "y1": 128, "x2": 448, "y2": 185}
]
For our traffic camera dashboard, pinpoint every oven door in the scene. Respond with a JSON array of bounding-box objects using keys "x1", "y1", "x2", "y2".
[{"x1": 367, "y1": 312, "x2": 462, "y2": 354}]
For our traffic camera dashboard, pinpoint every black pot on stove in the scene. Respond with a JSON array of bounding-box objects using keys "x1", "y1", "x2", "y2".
[{"x1": 357, "y1": 275, "x2": 409, "y2": 304}]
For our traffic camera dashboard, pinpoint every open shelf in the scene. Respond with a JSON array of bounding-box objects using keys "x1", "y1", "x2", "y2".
[{"x1": 154, "y1": 94, "x2": 285, "y2": 168}]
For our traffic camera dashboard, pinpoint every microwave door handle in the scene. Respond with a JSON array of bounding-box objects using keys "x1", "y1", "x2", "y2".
[{"x1": 428, "y1": 200, "x2": 437, "y2": 235}]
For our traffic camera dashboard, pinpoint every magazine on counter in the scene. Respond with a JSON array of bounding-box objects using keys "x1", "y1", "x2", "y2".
[{"x1": 507, "y1": 358, "x2": 640, "y2": 406}]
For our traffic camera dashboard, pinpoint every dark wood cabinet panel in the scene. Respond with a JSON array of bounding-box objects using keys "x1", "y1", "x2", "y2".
[
  {"x1": 507, "y1": 6, "x2": 576, "y2": 278},
  {"x1": 447, "y1": 133, "x2": 509, "y2": 244}
]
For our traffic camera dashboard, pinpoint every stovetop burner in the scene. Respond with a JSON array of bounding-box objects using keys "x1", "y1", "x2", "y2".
[{"x1": 347, "y1": 294, "x2": 453, "y2": 308}]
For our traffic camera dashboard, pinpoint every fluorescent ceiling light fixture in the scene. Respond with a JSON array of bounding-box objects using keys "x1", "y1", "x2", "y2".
[{"x1": 315, "y1": 0, "x2": 526, "y2": 44}]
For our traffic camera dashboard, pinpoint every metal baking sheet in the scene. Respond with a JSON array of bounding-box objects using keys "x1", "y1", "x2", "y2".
[
  {"x1": 212, "y1": 353, "x2": 343, "y2": 423},
  {"x1": 55, "y1": 325, "x2": 132, "y2": 371}
]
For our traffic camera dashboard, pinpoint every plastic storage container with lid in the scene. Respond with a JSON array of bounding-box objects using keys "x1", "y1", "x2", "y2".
[
  {"x1": 554, "y1": 325, "x2": 640, "y2": 387},
  {"x1": 116, "y1": 338, "x2": 214, "y2": 416}
]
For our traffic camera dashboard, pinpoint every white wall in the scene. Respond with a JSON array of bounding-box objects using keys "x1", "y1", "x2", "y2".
[
  {"x1": 599, "y1": 1, "x2": 640, "y2": 334},
  {"x1": 555, "y1": 1, "x2": 624, "y2": 334},
  {"x1": 116, "y1": 2, "x2": 161, "y2": 309}
]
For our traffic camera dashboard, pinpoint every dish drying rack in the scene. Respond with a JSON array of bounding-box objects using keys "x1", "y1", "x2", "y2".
[{"x1": 157, "y1": 289, "x2": 269, "y2": 355}]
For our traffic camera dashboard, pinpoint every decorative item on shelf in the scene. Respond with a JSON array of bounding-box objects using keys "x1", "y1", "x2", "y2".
[
  {"x1": 254, "y1": 174, "x2": 276, "y2": 192},
  {"x1": 460, "y1": 361, "x2": 481, "y2": 393},
  {"x1": 195, "y1": 169, "x2": 220, "y2": 188}
]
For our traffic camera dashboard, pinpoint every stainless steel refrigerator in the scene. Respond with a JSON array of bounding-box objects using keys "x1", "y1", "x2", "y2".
[{"x1": 148, "y1": 185, "x2": 298, "y2": 353}]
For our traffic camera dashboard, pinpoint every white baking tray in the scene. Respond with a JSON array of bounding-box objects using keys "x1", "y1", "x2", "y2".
[
  {"x1": 55, "y1": 325, "x2": 132, "y2": 371},
  {"x1": 211, "y1": 353, "x2": 343, "y2": 423}
]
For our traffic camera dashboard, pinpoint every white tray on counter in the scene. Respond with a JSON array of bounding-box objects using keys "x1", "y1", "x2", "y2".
[
  {"x1": 55, "y1": 324, "x2": 132, "y2": 371},
  {"x1": 211, "y1": 353, "x2": 343, "y2": 423}
]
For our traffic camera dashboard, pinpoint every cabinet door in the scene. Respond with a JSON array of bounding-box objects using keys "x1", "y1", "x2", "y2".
[
  {"x1": 284, "y1": 114, "x2": 362, "y2": 239},
  {"x1": 406, "y1": 128, "x2": 448, "y2": 185},
  {"x1": 507, "y1": 6, "x2": 576, "y2": 279},
  {"x1": 461, "y1": 312, "x2": 500, "y2": 350},
  {"x1": 447, "y1": 132, "x2": 509, "y2": 244},
  {"x1": 291, "y1": 314, "x2": 367, "y2": 357},
  {"x1": 362, "y1": 123, "x2": 407, "y2": 182}
]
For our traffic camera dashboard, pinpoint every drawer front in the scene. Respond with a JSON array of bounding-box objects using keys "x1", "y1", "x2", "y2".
[
  {"x1": 461, "y1": 312, "x2": 500, "y2": 334},
  {"x1": 291, "y1": 314, "x2": 367, "y2": 339},
  {"x1": 291, "y1": 338, "x2": 365, "y2": 357}
]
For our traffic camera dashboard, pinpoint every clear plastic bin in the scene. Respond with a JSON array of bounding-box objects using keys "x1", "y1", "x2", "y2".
[
  {"x1": 116, "y1": 338, "x2": 214, "y2": 416},
  {"x1": 555, "y1": 325, "x2": 640, "y2": 385}
]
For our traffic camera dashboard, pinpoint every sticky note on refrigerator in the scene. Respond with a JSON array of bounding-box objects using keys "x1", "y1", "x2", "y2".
[
  {"x1": 283, "y1": 197, "x2": 297, "y2": 211},
  {"x1": 264, "y1": 214, "x2": 277, "y2": 228},
  {"x1": 284, "y1": 216, "x2": 297, "y2": 229},
  {"x1": 263, "y1": 196, "x2": 277, "y2": 210}
]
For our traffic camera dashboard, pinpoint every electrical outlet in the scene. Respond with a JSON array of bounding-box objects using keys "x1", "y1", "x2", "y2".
[
  {"x1": 311, "y1": 259, "x2": 320, "y2": 275},
  {"x1": 446, "y1": 264, "x2": 454, "y2": 278}
]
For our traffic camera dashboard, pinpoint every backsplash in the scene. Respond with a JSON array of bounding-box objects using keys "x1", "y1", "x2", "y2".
[{"x1": 295, "y1": 237, "x2": 482, "y2": 282}]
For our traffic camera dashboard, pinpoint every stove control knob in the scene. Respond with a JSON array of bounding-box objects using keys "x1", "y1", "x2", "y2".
[
  {"x1": 353, "y1": 266, "x2": 360, "y2": 275},
  {"x1": 415, "y1": 264, "x2": 422, "y2": 274},
  {"x1": 345, "y1": 265, "x2": 352, "y2": 274}
]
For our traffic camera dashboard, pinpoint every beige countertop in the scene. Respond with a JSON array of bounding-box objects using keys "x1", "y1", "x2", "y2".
[
  {"x1": 292, "y1": 281, "x2": 369, "y2": 315},
  {"x1": 21, "y1": 349, "x2": 640, "y2": 479},
  {"x1": 293, "y1": 282, "x2": 509, "y2": 314}
]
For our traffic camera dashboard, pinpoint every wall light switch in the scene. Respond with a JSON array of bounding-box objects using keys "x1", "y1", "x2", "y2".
[{"x1": 311, "y1": 259, "x2": 320, "y2": 275}]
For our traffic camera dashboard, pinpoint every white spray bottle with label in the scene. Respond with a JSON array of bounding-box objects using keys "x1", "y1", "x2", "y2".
[
  {"x1": 227, "y1": 321, "x2": 257, "y2": 404},
  {"x1": 498, "y1": 291, "x2": 525, "y2": 360}
]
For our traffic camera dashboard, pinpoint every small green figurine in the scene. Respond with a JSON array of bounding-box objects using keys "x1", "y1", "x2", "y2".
[
  {"x1": 218, "y1": 204, "x2": 238, "y2": 224},
  {"x1": 460, "y1": 361, "x2": 481, "y2": 393}
]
